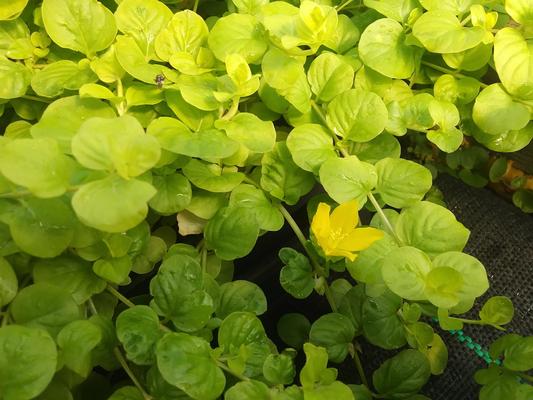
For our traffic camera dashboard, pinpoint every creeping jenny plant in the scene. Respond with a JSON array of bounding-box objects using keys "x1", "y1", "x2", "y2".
[{"x1": 0, "y1": 0, "x2": 532, "y2": 399}]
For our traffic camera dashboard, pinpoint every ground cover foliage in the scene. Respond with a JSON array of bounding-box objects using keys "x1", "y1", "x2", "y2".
[{"x1": 0, "y1": 0, "x2": 532, "y2": 399}]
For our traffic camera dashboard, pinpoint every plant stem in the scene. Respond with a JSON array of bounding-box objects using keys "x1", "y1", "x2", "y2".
[
  {"x1": 350, "y1": 346, "x2": 369, "y2": 387},
  {"x1": 335, "y1": 0, "x2": 355, "y2": 12},
  {"x1": 421, "y1": 61, "x2": 489, "y2": 88},
  {"x1": 367, "y1": 192, "x2": 402, "y2": 245},
  {"x1": 87, "y1": 298, "x2": 98, "y2": 316},
  {"x1": 217, "y1": 361, "x2": 251, "y2": 382},
  {"x1": 107, "y1": 285, "x2": 136, "y2": 308},
  {"x1": 518, "y1": 372, "x2": 533, "y2": 383},
  {"x1": 278, "y1": 204, "x2": 309, "y2": 252},
  {"x1": 193, "y1": 0, "x2": 199, "y2": 12},
  {"x1": 311, "y1": 101, "x2": 350, "y2": 157},
  {"x1": 113, "y1": 348, "x2": 153, "y2": 400},
  {"x1": 324, "y1": 283, "x2": 338, "y2": 312}
]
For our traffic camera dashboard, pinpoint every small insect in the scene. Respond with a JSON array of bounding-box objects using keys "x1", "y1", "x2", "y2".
[{"x1": 155, "y1": 74, "x2": 165, "y2": 89}]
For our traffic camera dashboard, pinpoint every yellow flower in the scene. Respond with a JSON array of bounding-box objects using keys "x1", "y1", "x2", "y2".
[{"x1": 311, "y1": 200, "x2": 384, "y2": 261}]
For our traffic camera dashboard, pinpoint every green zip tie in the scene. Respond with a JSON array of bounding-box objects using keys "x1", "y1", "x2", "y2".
[{"x1": 431, "y1": 317, "x2": 502, "y2": 366}]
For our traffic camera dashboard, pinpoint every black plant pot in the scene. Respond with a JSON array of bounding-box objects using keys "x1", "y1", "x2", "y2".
[{"x1": 234, "y1": 174, "x2": 533, "y2": 400}]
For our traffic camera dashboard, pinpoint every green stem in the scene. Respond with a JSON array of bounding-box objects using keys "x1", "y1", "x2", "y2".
[
  {"x1": 116, "y1": 79, "x2": 126, "y2": 115},
  {"x1": 350, "y1": 346, "x2": 369, "y2": 387},
  {"x1": 0, "y1": 311, "x2": 9, "y2": 328},
  {"x1": 324, "y1": 283, "x2": 338, "y2": 312},
  {"x1": 106, "y1": 285, "x2": 136, "y2": 309},
  {"x1": 217, "y1": 361, "x2": 251, "y2": 382},
  {"x1": 278, "y1": 204, "x2": 309, "y2": 253},
  {"x1": 311, "y1": 101, "x2": 350, "y2": 157},
  {"x1": 193, "y1": 0, "x2": 199, "y2": 12},
  {"x1": 421, "y1": 61, "x2": 489, "y2": 88},
  {"x1": 335, "y1": 0, "x2": 355, "y2": 12},
  {"x1": 87, "y1": 298, "x2": 98, "y2": 316},
  {"x1": 367, "y1": 192, "x2": 402, "y2": 245},
  {"x1": 114, "y1": 348, "x2": 153, "y2": 400}
]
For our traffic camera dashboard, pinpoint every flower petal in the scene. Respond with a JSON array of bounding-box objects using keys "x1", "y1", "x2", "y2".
[
  {"x1": 326, "y1": 247, "x2": 358, "y2": 261},
  {"x1": 330, "y1": 199, "x2": 359, "y2": 235},
  {"x1": 311, "y1": 202, "x2": 331, "y2": 239},
  {"x1": 337, "y1": 227, "x2": 384, "y2": 252}
]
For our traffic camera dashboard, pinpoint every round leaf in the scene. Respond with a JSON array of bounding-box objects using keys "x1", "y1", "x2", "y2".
[
  {"x1": 0, "y1": 257, "x2": 17, "y2": 307},
  {"x1": 215, "y1": 113, "x2": 276, "y2": 153},
  {"x1": 11, "y1": 283, "x2": 81, "y2": 338},
  {"x1": 42, "y1": 0, "x2": 117, "y2": 56},
  {"x1": 279, "y1": 247, "x2": 314, "y2": 299},
  {"x1": 0, "y1": 58, "x2": 30, "y2": 99},
  {"x1": 327, "y1": 89, "x2": 388, "y2": 142},
  {"x1": 217, "y1": 280, "x2": 267, "y2": 319},
  {"x1": 307, "y1": 52, "x2": 355, "y2": 102},
  {"x1": 309, "y1": 313, "x2": 355, "y2": 363},
  {"x1": 359, "y1": 18, "x2": 417, "y2": 79},
  {"x1": 72, "y1": 176, "x2": 156, "y2": 233},
  {"x1": 424, "y1": 266, "x2": 463, "y2": 308},
  {"x1": 479, "y1": 296, "x2": 514, "y2": 326},
  {"x1": 156, "y1": 333, "x2": 225, "y2": 400},
  {"x1": 149, "y1": 174, "x2": 192, "y2": 215},
  {"x1": 286, "y1": 123, "x2": 337, "y2": 174},
  {"x1": 375, "y1": 157, "x2": 433, "y2": 208},
  {"x1": 0, "y1": 325, "x2": 57, "y2": 400},
  {"x1": 319, "y1": 155, "x2": 377, "y2": 206},
  {"x1": 395, "y1": 201, "x2": 470, "y2": 258},
  {"x1": 382, "y1": 246, "x2": 432, "y2": 301}
]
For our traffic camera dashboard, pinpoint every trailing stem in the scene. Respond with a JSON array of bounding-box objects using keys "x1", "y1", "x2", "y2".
[{"x1": 114, "y1": 347, "x2": 153, "y2": 400}]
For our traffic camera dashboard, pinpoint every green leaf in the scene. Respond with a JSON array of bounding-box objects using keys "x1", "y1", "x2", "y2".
[
  {"x1": 319, "y1": 155, "x2": 377, "y2": 206},
  {"x1": 375, "y1": 157, "x2": 433, "y2": 208},
  {"x1": 432, "y1": 251, "x2": 488, "y2": 302},
  {"x1": 108, "y1": 386, "x2": 144, "y2": 400},
  {"x1": 0, "y1": 325, "x2": 57, "y2": 400},
  {"x1": 309, "y1": 313, "x2": 355, "y2": 363},
  {"x1": 215, "y1": 113, "x2": 276, "y2": 153},
  {"x1": 125, "y1": 83, "x2": 163, "y2": 107},
  {"x1": 115, "y1": 0, "x2": 172, "y2": 60},
  {"x1": 11, "y1": 283, "x2": 81, "y2": 338},
  {"x1": 217, "y1": 280, "x2": 267, "y2": 319},
  {"x1": 307, "y1": 53, "x2": 354, "y2": 102},
  {"x1": 261, "y1": 141, "x2": 315, "y2": 205},
  {"x1": 426, "y1": 127, "x2": 463, "y2": 153},
  {"x1": 149, "y1": 174, "x2": 192, "y2": 215},
  {"x1": 150, "y1": 255, "x2": 214, "y2": 332},
  {"x1": 41, "y1": 0, "x2": 117, "y2": 56},
  {"x1": 494, "y1": 28, "x2": 533, "y2": 100},
  {"x1": 115, "y1": 35, "x2": 173, "y2": 84},
  {"x1": 277, "y1": 313, "x2": 311, "y2": 349},
  {"x1": 31, "y1": 96, "x2": 116, "y2": 154},
  {"x1": 279, "y1": 247, "x2": 314, "y2": 299},
  {"x1": 506, "y1": 0, "x2": 533, "y2": 27},
  {"x1": 0, "y1": 257, "x2": 16, "y2": 307},
  {"x1": 372, "y1": 349, "x2": 431, "y2": 398},
  {"x1": 412, "y1": 11, "x2": 485, "y2": 53},
  {"x1": 424, "y1": 266, "x2": 463, "y2": 308},
  {"x1": 0, "y1": 58, "x2": 30, "y2": 99},
  {"x1": 183, "y1": 159, "x2": 244, "y2": 192},
  {"x1": 382, "y1": 246, "x2": 431, "y2": 301},
  {"x1": 363, "y1": 0, "x2": 418, "y2": 22},
  {"x1": 395, "y1": 201, "x2": 470, "y2": 258},
  {"x1": 229, "y1": 184, "x2": 284, "y2": 231},
  {"x1": 0, "y1": 0, "x2": 28, "y2": 20},
  {"x1": 218, "y1": 312, "x2": 270, "y2": 377},
  {"x1": 57, "y1": 320, "x2": 102, "y2": 377},
  {"x1": 327, "y1": 89, "x2": 388, "y2": 142},
  {"x1": 362, "y1": 289, "x2": 406, "y2": 349},
  {"x1": 72, "y1": 115, "x2": 161, "y2": 179},
  {"x1": 31, "y1": 60, "x2": 98, "y2": 98},
  {"x1": 434, "y1": 74, "x2": 481, "y2": 105},
  {"x1": 92, "y1": 256, "x2": 131, "y2": 284},
  {"x1": 300, "y1": 342, "x2": 337, "y2": 389},
  {"x1": 6, "y1": 197, "x2": 75, "y2": 258},
  {"x1": 503, "y1": 336, "x2": 533, "y2": 372},
  {"x1": 263, "y1": 354, "x2": 296, "y2": 385},
  {"x1": 0, "y1": 138, "x2": 73, "y2": 198},
  {"x1": 473, "y1": 123, "x2": 533, "y2": 153},
  {"x1": 418, "y1": 0, "x2": 475, "y2": 14},
  {"x1": 286, "y1": 123, "x2": 337, "y2": 174},
  {"x1": 72, "y1": 175, "x2": 156, "y2": 233},
  {"x1": 472, "y1": 84, "x2": 530, "y2": 135},
  {"x1": 338, "y1": 285, "x2": 366, "y2": 333},
  {"x1": 205, "y1": 206, "x2": 260, "y2": 260},
  {"x1": 351, "y1": 133, "x2": 401, "y2": 164},
  {"x1": 0, "y1": 18, "x2": 33, "y2": 59},
  {"x1": 479, "y1": 296, "x2": 514, "y2": 326},
  {"x1": 116, "y1": 305, "x2": 163, "y2": 366},
  {"x1": 155, "y1": 10, "x2": 208, "y2": 61},
  {"x1": 421, "y1": 333, "x2": 448, "y2": 375},
  {"x1": 225, "y1": 381, "x2": 271, "y2": 400},
  {"x1": 148, "y1": 117, "x2": 238, "y2": 159},
  {"x1": 208, "y1": 14, "x2": 267, "y2": 63},
  {"x1": 156, "y1": 333, "x2": 226, "y2": 400},
  {"x1": 359, "y1": 18, "x2": 417, "y2": 79},
  {"x1": 261, "y1": 48, "x2": 312, "y2": 113},
  {"x1": 33, "y1": 255, "x2": 106, "y2": 304}
]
